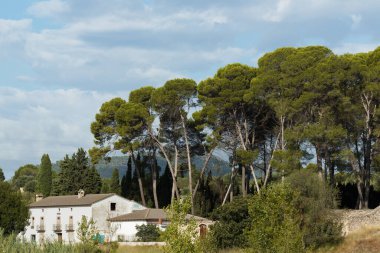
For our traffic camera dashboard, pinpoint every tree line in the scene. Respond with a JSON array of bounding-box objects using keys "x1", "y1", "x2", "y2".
[{"x1": 91, "y1": 45, "x2": 380, "y2": 211}]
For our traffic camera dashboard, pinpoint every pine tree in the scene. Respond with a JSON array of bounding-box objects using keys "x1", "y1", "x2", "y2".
[
  {"x1": 37, "y1": 154, "x2": 52, "y2": 196},
  {"x1": 56, "y1": 148, "x2": 98, "y2": 195},
  {"x1": 110, "y1": 168, "x2": 121, "y2": 194}
]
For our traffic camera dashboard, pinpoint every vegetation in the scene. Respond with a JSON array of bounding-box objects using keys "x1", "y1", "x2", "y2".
[
  {"x1": 210, "y1": 197, "x2": 250, "y2": 249},
  {"x1": 246, "y1": 183, "x2": 304, "y2": 253},
  {"x1": 0, "y1": 182, "x2": 29, "y2": 235},
  {"x1": 162, "y1": 197, "x2": 201, "y2": 253},
  {"x1": 37, "y1": 154, "x2": 52, "y2": 197},
  {"x1": 52, "y1": 148, "x2": 102, "y2": 195},
  {"x1": 135, "y1": 224, "x2": 161, "y2": 242}
]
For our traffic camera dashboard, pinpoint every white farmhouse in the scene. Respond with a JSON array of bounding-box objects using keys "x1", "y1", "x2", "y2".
[{"x1": 22, "y1": 190, "x2": 145, "y2": 244}]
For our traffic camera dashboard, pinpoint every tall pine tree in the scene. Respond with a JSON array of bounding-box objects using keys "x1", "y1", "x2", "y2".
[{"x1": 37, "y1": 154, "x2": 52, "y2": 196}]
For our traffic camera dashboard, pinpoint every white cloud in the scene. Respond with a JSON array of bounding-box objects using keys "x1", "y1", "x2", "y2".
[
  {"x1": 333, "y1": 43, "x2": 378, "y2": 55},
  {"x1": 261, "y1": 0, "x2": 292, "y2": 22},
  {"x1": 28, "y1": 0, "x2": 70, "y2": 18},
  {"x1": 0, "y1": 88, "x2": 129, "y2": 176},
  {"x1": 350, "y1": 14, "x2": 362, "y2": 29},
  {"x1": 0, "y1": 19, "x2": 31, "y2": 44}
]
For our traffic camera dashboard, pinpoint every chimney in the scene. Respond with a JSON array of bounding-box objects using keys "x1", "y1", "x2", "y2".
[
  {"x1": 78, "y1": 189, "x2": 85, "y2": 199},
  {"x1": 35, "y1": 194, "x2": 43, "y2": 202}
]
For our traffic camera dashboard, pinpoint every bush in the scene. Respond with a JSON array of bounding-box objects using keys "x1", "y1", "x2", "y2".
[
  {"x1": 286, "y1": 169, "x2": 342, "y2": 248},
  {"x1": 245, "y1": 183, "x2": 304, "y2": 253},
  {"x1": 136, "y1": 224, "x2": 161, "y2": 242},
  {"x1": 162, "y1": 196, "x2": 201, "y2": 253},
  {"x1": 209, "y1": 197, "x2": 249, "y2": 249}
]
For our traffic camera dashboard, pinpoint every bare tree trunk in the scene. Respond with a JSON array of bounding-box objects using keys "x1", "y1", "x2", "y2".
[
  {"x1": 152, "y1": 153, "x2": 159, "y2": 208},
  {"x1": 192, "y1": 147, "x2": 215, "y2": 199},
  {"x1": 280, "y1": 115, "x2": 285, "y2": 183},
  {"x1": 148, "y1": 130, "x2": 179, "y2": 200},
  {"x1": 180, "y1": 114, "x2": 194, "y2": 214},
  {"x1": 130, "y1": 152, "x2": 146, "y2": 206},
  {"x1": 172, "y1": 145, "x2": 179, "y2": 203},
  {"x1": 263, "y1": 133, "x2": 280, "y2": 187},
  {"x1": 242, "y1": 165, "x2": 246, "y2": 197},
  {"x1": 235, "y1": 121, "x2": 260, "y2": 194}
]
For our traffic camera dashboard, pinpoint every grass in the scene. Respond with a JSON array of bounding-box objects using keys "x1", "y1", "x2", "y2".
[
  {"x1": 315, "y1": 226, "x2": 380, "y2": 253},
  {"x1": 117, "y1": 245, "x2": 163, "y2": 253}
]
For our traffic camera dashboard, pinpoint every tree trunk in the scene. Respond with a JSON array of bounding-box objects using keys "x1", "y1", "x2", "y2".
[
  {"x1": 180, "y1": 114, "x2": 194, "y2": 214},
  {"x1": 242, "y1": 165, "x2": 246, "y2": 197},
  {"x1": 192, "y1": 147, "x2": 215, "y2": 199},
  {"x1": 152, "y1": 154, "x2": 159, "y2": 208},
  {"x1": 130, "y1": 152, "x2": 146, "y2": 206},
  {"x1": 148, "y1": 129, "x2": 179, "y2": 201}
]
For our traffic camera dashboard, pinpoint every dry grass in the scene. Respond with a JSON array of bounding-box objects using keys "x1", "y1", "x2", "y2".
[
  {"x1": 117, "y1": 245, "x2": 164, "y2": 253},
  {"x1": 315, "y1": 226, "x2": 380, "y2": 253}
]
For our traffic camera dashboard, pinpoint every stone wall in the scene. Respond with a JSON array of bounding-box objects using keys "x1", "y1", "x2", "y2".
[{"x1": 339, "y1": 206, "x2": 380, "y2": 235}]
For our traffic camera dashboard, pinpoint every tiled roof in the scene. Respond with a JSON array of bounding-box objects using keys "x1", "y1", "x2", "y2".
[
  {"x1": 108, "y1": 208, "x2": 212, "y2": 223},
  {"x1": 29, "y1": 193, "x2": 115, "y2": 208}
]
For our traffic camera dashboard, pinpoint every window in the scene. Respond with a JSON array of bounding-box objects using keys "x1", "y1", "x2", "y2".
[
  {"x1": 31, "y1": 217, "x2": 35, "y2": 228},
  {"x1": 110, "y1": 203, "x2": 116, "y2": 211},
  {"x1": 31, "y1": 234, "x2": 36, "y2": 242}
]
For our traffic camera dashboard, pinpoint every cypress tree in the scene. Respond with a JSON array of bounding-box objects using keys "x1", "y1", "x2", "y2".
[
  {"x1": 110, "y1": 168, "x2": 121, "y2": 194},
  {"x1": 0, "y1": 168, "x2": 4, "y2": 182},
  {"x1": 157, "y1": 163, "x2": 172, "y2": 207},
  {"x1": 37, "y1": 154, "x2": 52, "y2": 196},
  {"x1": 121, "y1": 156, "x2": 132, "y2": 198}
]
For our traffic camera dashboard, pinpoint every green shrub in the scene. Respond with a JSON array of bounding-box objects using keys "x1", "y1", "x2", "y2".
[
  {"x1": 162, "y1": 196, "x2": 201, "y2": 253},
  {"x1": 209, "y1": 197, "x2": 249, "y2": 249},
  {"x1": 136, "y1": 224, "x2": 161, "y2": 242},
  {"x1": 286, "y1": 169, "x2": 342, "y2": 248},
  {"x1": 245, "y1": 183, "x2": 304, "y2": 253}
]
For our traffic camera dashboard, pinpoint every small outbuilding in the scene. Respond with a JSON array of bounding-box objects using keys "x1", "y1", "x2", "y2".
[{"x1": 108, "y1": 208, "x2": 213, "y2": 241}]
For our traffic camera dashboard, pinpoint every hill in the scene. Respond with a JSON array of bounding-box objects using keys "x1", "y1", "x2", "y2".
[{"x1": 53, "y1": 155, "x2": 231, "y2": 179}]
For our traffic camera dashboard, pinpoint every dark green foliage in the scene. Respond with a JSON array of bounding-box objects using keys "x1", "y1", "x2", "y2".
[
  {"x1": 0, "y1": 168, "x2": 4, "y2": 182},
  {"x1": 110, "y1": 168, "x2": 120, "y2": 194},
  {"x1": 0, "y1": 181, "x2": 29, "y2": 235},
  {"x1": 37, "y1": 154, "x2": 52, "y2": 196},
  {"x1": 135, "y1": 224, "x2": 161, "y2": 242},
  {"x1": 286, "y1": 169, "x2": 342, "y2": 248},
  {"x1": 210, "y1": 197, "x2": 250, "y2": 249},
  {"x1": 246, "y1": 183, "x2": 304, "y2": 253}
]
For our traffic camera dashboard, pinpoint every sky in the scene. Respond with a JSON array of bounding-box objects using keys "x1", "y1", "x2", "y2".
[{"x1": 0, "y1": 0, "x2": 379, "y2": 178}]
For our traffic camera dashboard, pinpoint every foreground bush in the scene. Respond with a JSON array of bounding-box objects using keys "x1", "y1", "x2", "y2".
[
  {"x1": 209, "y1": 197, "x2": 249, "y2": 249},
  {"x1": 0, "y1": 230, "x2": 101, "y2": 253},
  {"x1": 246, "y1": 183, "x2": 304, "y2": 253},
  {"x1": 286, "y1": 169, "x2": 342, "y2": 248}
]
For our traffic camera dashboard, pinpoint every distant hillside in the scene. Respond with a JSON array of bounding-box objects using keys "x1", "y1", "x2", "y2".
[{"x1": 53, "y1": 155, "x2": 231, "y2": 179}]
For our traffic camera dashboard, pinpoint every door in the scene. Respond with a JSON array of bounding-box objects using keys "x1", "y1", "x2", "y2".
[{"x1": 57, "y1": 233, "x2": 63, "y2": 243}]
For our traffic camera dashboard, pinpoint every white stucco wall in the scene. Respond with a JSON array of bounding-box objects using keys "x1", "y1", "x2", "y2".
[
  {"x1": 112, "y1": 221, "x2": 147, "y2": 241},
  {"x1": 23, "y1": 206, "x2": 91, "y2": 244}
]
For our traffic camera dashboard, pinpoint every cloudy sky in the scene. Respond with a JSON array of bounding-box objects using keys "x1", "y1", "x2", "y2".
[{"x1": 0, "y1": 0, "x2": 379, "y2": 178}]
